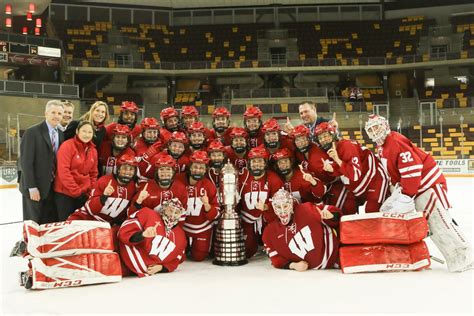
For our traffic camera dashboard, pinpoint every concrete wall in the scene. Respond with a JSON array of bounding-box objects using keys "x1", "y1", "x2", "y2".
[
  {"x1": 0, "y1": 95, "x2": 81, "y2": 132},
  {"x1": 385, "y1": 4, "x2": 474, "y2": 25}
]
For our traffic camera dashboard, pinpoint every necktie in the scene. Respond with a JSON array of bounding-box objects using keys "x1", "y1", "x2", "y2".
[{"x1": 51, "y1": 129, "x2": 57, "y2": 153}]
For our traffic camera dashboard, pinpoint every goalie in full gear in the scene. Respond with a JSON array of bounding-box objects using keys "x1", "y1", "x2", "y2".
[
  {"x1": 365, "y1": 114, "x2": 473, "y2": 272},
  {"x1": 262, "y1": 188, "x2": 341, "y2": 271},
  {"x1": 118, "y1": 198, "x2": 187, "y2": 277}
]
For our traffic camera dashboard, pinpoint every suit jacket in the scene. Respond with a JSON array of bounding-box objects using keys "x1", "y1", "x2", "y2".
[{"x1": 19, "y1": 121, "x2": 64, "y2": 199}]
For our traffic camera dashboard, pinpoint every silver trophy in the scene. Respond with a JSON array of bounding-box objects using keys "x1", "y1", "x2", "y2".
[{"x1": 213, "y1": 161, "x2": 248, "y2": 266}]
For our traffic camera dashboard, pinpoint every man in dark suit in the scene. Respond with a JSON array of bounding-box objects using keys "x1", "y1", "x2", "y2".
[{"x1": 19, "y1": 100, "x2": 64, "y2": 224}]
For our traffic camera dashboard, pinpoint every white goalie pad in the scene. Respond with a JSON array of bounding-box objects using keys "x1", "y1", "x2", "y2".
[
  {"x1": 22, "y1": 220, "x2": 115, "y2": 259},
  {"x1": 28, "y1": 253, "x2": 122, "y2": 289},
  {"x1": 416, "y1": 189, "x2": 473, "y2": 272}
]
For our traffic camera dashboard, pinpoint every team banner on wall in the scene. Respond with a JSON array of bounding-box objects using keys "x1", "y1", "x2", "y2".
[{"x1": 435, "y1": 159, "x2": 474, "y2": 175}]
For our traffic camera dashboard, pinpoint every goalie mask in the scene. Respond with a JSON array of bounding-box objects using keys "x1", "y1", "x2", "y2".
[
  {"x1": 160, "y1": 198, "x2": 186, "y2": 231},
  {"x1": 365, "y1": 114, "x2": 391, "y2": 146},
  {"x1": 271, "y1": 188, "x2": 294, "y2": 226}
]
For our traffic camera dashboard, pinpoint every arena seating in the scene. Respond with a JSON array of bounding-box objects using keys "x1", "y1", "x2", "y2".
[
  {"x1": 340, "y1": 123, "x2": 474, "y2": 159},
  {"x1": 53, "y1": 16, "x2": 448, "y2": 68},
  {"x1": 342, "y1": 87, "x2": 387, "y2": 112},
  {"x1": 419, "y1": 84, "x2": 474, "y2": 108},
  {"x1": 451, "y1": 14, "x2": 474, "y2": 51}
]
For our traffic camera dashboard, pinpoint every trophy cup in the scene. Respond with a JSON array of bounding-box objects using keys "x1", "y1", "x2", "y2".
[{"x1": 212, "y1": 161, "x2": 248, "y2": 266}]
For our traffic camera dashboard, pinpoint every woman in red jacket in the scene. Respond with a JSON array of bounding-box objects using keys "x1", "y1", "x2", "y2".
[{"x1": 54, "y1": 121, "x2": 98, "y2": 220}]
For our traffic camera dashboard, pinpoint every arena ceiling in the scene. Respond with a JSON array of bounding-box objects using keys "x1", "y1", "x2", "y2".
[{"x1": 72, "y1": 0, "x2": 381, "y2": 9}]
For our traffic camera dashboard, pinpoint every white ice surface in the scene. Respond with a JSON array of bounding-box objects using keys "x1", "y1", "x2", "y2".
[{"x1": 1, "y1": 178, "x2": 473, "y2": 315}]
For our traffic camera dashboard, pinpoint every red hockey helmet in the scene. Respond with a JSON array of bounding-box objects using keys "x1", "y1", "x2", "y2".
[
  {"x1": 212, "y1": 107, "x2": 230, "y2": 118},
  {"x1": 187, "y1": 121, "x2": 206, "y2": 134},
  {"x1": 290, "y1": 125, "x2": 310, "y2": 138},
  {"x1": 160, "y1": 107, "x2": 179, "y2": 120},
  {"x1": 181, "y1": 105, "x2": 199, "y2": 117},
  {"x1": 169, "y1": 131, "x2": 189, "y2": 145},
  {"x1": 207, "y1": 140, "x2": 226, "y2": 153},
  {"x1": 261, "y1": 118, "x2": 281, "y2": 133},
  {"x1": 314, "y1": 122, "x2": 336, "y2": 137},
  {"x1": 154, "y1": 153, "x2": 176, "y2": 169},
  {"x1": 117, "y1": 154, "x2": 138, "y2": 168},
  {"x1": 120, "y1": 101, "x2": 139, "y2": 113},
  {"x1": 247, "y1": 146, "x2": 269, "y2": 160},
  {"x1": 244, "y1": 106, "x2": 263, "y2": 119},
  {"x1": 190, "y1": 150, "x2": 210, "y2": 164},
  {"x1": 229, "y1": 127, "x2": 248, "y2": 139},
  {"x1": 273, "y1": 148, "x2": 292, "y2": 161},
  {"x1": 140, "y1": 117, "x2": 160, "y2": 130},
  {"x1": 113, "y1": 124, "x2": 131, "y2": 136}
]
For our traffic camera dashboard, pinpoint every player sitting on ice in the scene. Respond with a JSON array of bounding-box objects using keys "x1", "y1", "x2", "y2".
[
  {"x1": 263, "y1": 188, "x2": 341, "y2": 271},
  {"x1": 365, "y1": 114, "x2": 473, "y2": 272},
  {"x1": 118, "y1": 198, "x2": 187, "y2": 277}
]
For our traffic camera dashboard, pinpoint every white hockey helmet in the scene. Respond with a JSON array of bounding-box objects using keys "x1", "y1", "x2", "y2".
[
  {"x1": 271, "y1": 188, "x2": 294, "y2": 226},
  {"x1": 160, "y1": 198, "x2": 185, "y2": 231},
  {"x1": 365, "y1": 114, "x2": 390, "y2": 146}
]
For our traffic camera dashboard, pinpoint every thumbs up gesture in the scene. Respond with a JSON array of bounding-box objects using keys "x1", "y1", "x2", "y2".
[
  {"x1": 283, "y1": 117, "x2": 295, "y2": 134},
  {"x1": 321, "y1": 158, "x2": 334, "y2": 173},
  {"x1": 142, "y1": 222, "x2": 160, "y2": 238},
  {"x1": 201, "y1": 191, "x2": 211, "y2": 212},
  {"x1": 315, "y1": 204, "x2": 334, "y2": 219},
  {"x1": 103, "y1": 179, "x2": 115, "y2": 196},
  {"x1": 299, "y1": 164, "x2": 317, "y2": 186},
  {"x1": 327, "y1": 142, "x2": 341, "y2": 166},
  {"x1": 136, "y1": 183, "x2": 150, "y2": 204}
]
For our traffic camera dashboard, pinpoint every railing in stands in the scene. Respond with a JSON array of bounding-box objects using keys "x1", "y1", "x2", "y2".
[{"x1": 0, "y1": 80, "x2": 79, "y2": 98}]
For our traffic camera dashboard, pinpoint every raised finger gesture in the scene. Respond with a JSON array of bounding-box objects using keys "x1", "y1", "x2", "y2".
[{"x1": 103, "y1": 179, "x2": 115, "y2": 196}]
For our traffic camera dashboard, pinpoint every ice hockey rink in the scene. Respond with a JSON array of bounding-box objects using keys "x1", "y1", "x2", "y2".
[{"x1": 1, "y1": 177, "x2": 473, "y2": 315}]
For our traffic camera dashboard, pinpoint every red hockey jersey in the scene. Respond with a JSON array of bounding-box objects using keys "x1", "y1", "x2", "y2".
[
  {"x1": 294, "y1": 143, "x2": 336, "y2": 184},
  {"x1": 225, "y1": 147, "x2": 248, "y2": 173},
  {"x1": 208, "y1": 128, "x2": 232, "y2": 146},
  {"x1": 98, "y1": 142, "x2": 136, "y2": 176},
  {"x1": 378, "y1": 131, "x2": 445, "y2": 196},
  {"x1": 70, "y1": 174, "x2": 137, "y2": 223},
  {"x1": 329, "y1": 139, "x2": 379, "y2": 197},
  {"x1": 263, "y1": 202, "x2": 340, "y2": 269},
  {"x1": 238, "y1": 169, "x2": 284, "y2": 226},
  {"x1": 118, "y1": 208, "x2": 187, "y2": 276},
  {"x1": 182, "y1": 177, "x2": 220, "y2": 236},
  {"x1": 247, "y1": 130, "x2": 265, "y2": 149},
  {"x1": 282, "y1": 168, "x2": 327, "y2": 203}
]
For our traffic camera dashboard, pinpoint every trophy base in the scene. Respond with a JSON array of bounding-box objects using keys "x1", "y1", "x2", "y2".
[{"x1": 212, "y1": 259, "x2": 248, "y2": 266}]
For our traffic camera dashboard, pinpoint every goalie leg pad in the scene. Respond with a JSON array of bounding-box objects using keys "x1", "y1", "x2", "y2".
[
  {"x1": 23, "y1": 220, "x2": 115, "y2": 258},
  {"x1": 415, "y1": 189, "x2": 473, "y2": 272},
  {"x1": 340, "y1": 241, "x2": 431, "y2": 273},
  {"x1": 340, "y1": 212, "x2": 428, "y2": 245},
  {"x1": 27, "y1": 253, "x2": 122, "y2": 289}
]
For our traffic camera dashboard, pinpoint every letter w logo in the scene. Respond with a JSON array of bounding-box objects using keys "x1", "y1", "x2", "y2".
[
  {"x1": 149, "y1": 236, "x2": 176, "y2": 260},
  {"x1": 288, "y1": 225, "x2": 315, "y2": 259}
]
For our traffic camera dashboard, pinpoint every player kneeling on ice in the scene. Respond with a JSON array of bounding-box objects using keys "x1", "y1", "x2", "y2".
[
  {"x1": 263, "y1": 188, "x2": 342, "y2": 271},
  {"x1": 365, "y1": 114, "x2": 473, "y2": 272},
  {"x1": 118, "y1": 198, "x2": 187, "y2": 277}
]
